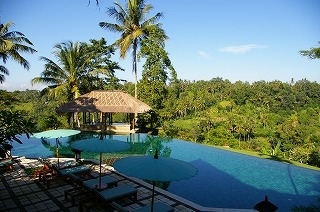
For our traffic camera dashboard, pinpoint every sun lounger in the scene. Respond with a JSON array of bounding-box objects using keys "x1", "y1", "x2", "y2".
[
  {"x1": 52, "y1": 160, "x2": 78, "y2": 169},
  {"x1": 58, "y1": 165, "x2": 91, "y2": 177},
  {"x1": 93, "y1": 184, "x2": 138, "y2": 203},
  {"x1": 82, "y1": 175, "x2": 118, "y2": 189},
  {"x1": 111, "y1": 201, "x2": 174, "y2": 212},
  {"x1": 65, "y1": 174, "x2": 118, "y2": 206},
  {"x1": 44, "y1": 165, "x2": 91, "y2": 189},
  {"x1": 79, "y1": 184, "x2": 137, "y2": 211}
]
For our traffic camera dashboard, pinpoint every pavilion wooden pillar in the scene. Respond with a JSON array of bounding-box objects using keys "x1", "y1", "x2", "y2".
[
  {"x1": 108, "y1": 113, "x2": 112, "y2": 125},
  {"x1": 130, "y1": 113, "x2": 135, "y2": 130},
  {"x1": 71, "y1": 112, "x2": 75, "y2": 128},
  {"x1": 100, "y1": 112, "x2": 106, "y2": 139}
]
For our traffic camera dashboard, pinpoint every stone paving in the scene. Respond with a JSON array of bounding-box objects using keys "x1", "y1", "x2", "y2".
[
  {"x1": 0, "y1": 157, "x2": 255, "y2": 212},
  {"x1": 0, "y1": 157, "x2": 200, "y2": 212}
]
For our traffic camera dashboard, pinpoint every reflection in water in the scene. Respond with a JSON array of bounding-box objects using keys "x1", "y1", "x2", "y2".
[
  {"x1": 79, "y1": 133, "x2": 173, "y2": 156},
  {"x1": 72, "y1": 133, "x2": 175, "y2": 191},
  {"x1": 11, "y1": 133, "x2": 320, "y2": 210},
  {"x1": 40, "y1": 138, "x2": 51, "y2": 149}
]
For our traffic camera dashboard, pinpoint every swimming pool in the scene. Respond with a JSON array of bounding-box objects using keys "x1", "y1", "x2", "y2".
[{"x1": 10, "y1": 133, "x2": 320, "y2": 211}]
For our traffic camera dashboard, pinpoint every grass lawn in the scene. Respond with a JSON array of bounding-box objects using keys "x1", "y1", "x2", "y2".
[{"x1": 15, "y1": 102, "x2": 33, "y2": 111}]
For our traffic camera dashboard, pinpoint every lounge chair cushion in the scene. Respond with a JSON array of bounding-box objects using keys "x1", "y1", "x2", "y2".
[
  {"x1": 82, "y1": 175, "x2": 118, "y2": 189},
  {"x1": 52, "y1": 160, "x2": 78, "y2": 169},
  {"x1": 58, "y1": 165, "x2": 91, "y2": 176},
  {"x1": 94, "y1": 184, "x2": 137, "y2": 202}
]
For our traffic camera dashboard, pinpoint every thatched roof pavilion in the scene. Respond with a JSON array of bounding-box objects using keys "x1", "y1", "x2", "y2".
[
  {"x1": 58, "y1": 90, "x2": 151, "y2": 113},
  {"x1": 57, "y1": 90, "x2": 151, "y2": 133}
]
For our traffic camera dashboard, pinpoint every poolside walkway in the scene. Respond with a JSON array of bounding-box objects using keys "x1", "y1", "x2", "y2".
[{"x1": 0, "y1": 157, "x2": 255, "y2": 212}]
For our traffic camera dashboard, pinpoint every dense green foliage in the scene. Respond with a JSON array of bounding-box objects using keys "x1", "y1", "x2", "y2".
[
  {"x1": 158, "y1": 78, "x2": 320, "y2": 168},
  {"x1": 31, "y1": 38, "x2": 122, "y2": 101},
  {"x1": 0, "y1": 91, "x2": 36, "y2": 158},
  {"x1": 299, "y1": 43, "x2": 320, "y2": 60},
  {"x1": 0, "y1": 21, "x2": 37, "y2": 83},
  {"x1": 99, "y1": 0, "x2": 167, "y2": 97},
  {"x1": 2, "y1": 77, "x2": 320, "y2": 167}
]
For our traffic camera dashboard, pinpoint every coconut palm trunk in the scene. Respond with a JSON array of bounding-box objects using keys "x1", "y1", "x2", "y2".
[
  {"x1": 99, "y1": 0, "x2": 168, "y2": 99},
  {"x1": 133, "y1": 40, "x2": 138, "y2": 98}
]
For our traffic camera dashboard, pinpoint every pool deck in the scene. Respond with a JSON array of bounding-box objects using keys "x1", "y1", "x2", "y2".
[{"x1": 0, "y1": 157, "x2": 256, "y2": 212}]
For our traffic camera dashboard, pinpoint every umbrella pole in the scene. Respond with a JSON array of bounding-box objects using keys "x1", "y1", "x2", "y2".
[
  {"x1": 151, "y1": 181, "x2": 155, "y2": 212},
  {"x1": 99, "y1": 152, "x2": 102, "y2": 189},
  {"x1": 56, "y1": 138, "x2": 59, "y2": 168}
]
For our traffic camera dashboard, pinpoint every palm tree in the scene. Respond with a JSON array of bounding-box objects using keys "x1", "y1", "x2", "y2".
[
  {"x1": 31, "y1": 41, "x2": 90, "y2": 128},
  {"x1": 32, "y1": 39, "x2": 123, "y2": 101},
  {"x1": 0, "y1": 21, "x2": 37, "y2": 83},
  {"x1": 31, "y1": 41, "x2": 85, "y2": 101},
  {"x1": 99, "y1": 0, "x2": 167, "y2": 98}
]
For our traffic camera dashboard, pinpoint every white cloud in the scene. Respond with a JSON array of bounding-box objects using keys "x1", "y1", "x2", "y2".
[
  {"x1": 0, "y1": 82, "x2": 44, "y2": 91},
  {"x1": 197, "y1": 50, "x2": 211, "y2": 59},
  {"x1": 219, "y1": 44, "x2": 268, "y2": 54}
]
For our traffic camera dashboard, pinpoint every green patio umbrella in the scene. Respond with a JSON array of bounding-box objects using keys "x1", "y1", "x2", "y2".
[
  {"x1": 113, "y1": 149, "x2": 198, "y2": 212},
  {"x1": 71, "y1": 137, "x2": 130, "y2": 189},
  {"x1": 33, "y1": 129, "x2": 81, "y2": 167}
]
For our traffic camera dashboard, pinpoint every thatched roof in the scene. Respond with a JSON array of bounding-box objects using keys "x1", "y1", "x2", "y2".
[{"x1": 57, "y1": 90, "x2": 151, "y2": 113}]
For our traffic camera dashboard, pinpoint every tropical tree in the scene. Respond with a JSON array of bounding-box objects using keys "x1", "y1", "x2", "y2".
[
  {"x1": 78, "y1": 38, "x2": 124, "y2": 94},
  {"x1": 0, "y1": 89, "x2": 20, "y2": 109},
  {"x1": 99, "y1": 0, "x2": 167, "y2": 98},
  {"x1": 31, "y1": 39, "x2": 121, "y2": 101},
  {"x1": 0, "y1": 109, "x2": 36, "y2": 158},
  {"x1": 138, "y1": 28, "x2": 175, "y2": 110},
  {"x1": 0, "y1": 21, "x2": 37, "y2": 83},
  {"x1": 31, "y1": 41, "x2": 85, "y2": 101},
  {"x1": 299, "y1": 42, "x2": 320, "y2": 59}
]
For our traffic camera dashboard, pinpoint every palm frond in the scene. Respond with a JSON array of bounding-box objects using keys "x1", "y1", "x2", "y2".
[
  {"x1": 118, "y1": 35, "x2": 133, "y2": 59},
  {"x1": 99, "y1": 22, "x2": 123, "y2": 33},
  {"x1": 0, "y1": 21, "x2": 36, "y2": 81},
  {"x1": 7, "y1": 48, "x2": 31, "y2": 69},
  {"x1": 0, "y1": 65, "x2": 9, "y2": 75}
]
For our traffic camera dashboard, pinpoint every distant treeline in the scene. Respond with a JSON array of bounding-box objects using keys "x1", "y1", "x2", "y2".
[
  {"x1": 154, "y1": 78, "x2": 320, "y2": 168},
  {"x1": 1, "y1": 78, "x2": 320, "y2": 167}
]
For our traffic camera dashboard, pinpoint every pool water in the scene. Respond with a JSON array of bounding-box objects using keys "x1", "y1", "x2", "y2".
[
  {"x1": 164, "y1": 140, "x2": 320, "y2": 211},
  {"x1": 10, "y1": 133, "x2": 320, "y2": 211}
]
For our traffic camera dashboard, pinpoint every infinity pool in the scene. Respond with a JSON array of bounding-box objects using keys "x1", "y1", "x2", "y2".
[{"x1": 11, "y1": 133, "x2": 320, "y2": 211}]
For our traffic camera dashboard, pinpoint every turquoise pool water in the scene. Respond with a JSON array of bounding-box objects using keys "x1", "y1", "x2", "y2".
[{"x1": 10, "y1": 133, "x2": 320, "y2": 211}]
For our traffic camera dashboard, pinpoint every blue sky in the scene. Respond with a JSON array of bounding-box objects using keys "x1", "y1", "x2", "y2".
[{"x1": 0, "y1": 0, "x2": 319, "y2": 91}]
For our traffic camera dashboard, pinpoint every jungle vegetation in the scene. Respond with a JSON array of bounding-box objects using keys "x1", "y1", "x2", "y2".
[
  {"x1": 1, "y1": 0, "x2": 320, "y2": 171},
  {"x1": 1, "y1": 76, "x2": 320, "y2": 168}
]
